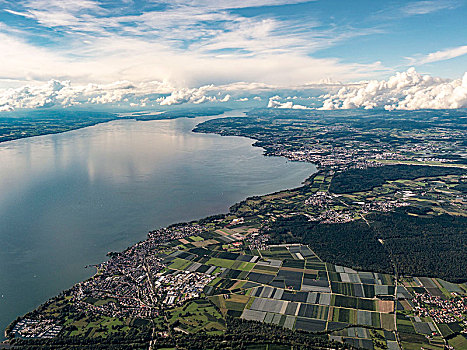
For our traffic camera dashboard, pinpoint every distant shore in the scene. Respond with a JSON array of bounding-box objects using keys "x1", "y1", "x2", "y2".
[{"x1": 0, "y1": 108, "x2": 228, "y2": 144}]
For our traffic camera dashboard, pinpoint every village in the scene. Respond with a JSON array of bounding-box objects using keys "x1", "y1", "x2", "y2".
[{"x1": 413, "y1": 293, "x2": 467, "y2": 325}]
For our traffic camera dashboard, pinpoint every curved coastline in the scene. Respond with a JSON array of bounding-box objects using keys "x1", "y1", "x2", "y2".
[{"x1": 1, "y1": 112, "x2": 317, "y2": 341}]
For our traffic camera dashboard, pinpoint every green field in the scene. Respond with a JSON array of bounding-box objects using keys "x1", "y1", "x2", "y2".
[
  {"x1": 206, "y1": 257, "x2": 236, "y2": 268},
  {"x1": 449, "y1": 335, "x2": 467, "y2": 349},
  {"x1": 231, "y1": 261, "x2": 255, "y2": 271},
  {"x1": 168, "y1": 300, "x2": 226, "y2": 335},
  {"x1": 168, "y1": 258, "x2": 192, "y2": 270}
]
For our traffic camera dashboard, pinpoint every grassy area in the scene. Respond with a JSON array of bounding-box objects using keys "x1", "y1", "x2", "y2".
[
  {"x1": 168, "y1": 300, "x2": 226, "y2": 335},
  {"x1": 449, "y1": 334, "x2": 467, "y2": 349},
  {"x1": 94, "y1": 298, "x2": 117, "y2": 307},
  {"x1": 206, "y1": 257, "x2": 236, "y2": 268},
  {"x1": 231, "y1": 261, "x2": 255, "y2": 271},
  {"x1": 168, "y1": 258, "x2": 192, "y2": 270},
  {"x1": 400, "y1": 332, "x2": 444, "y2": 350},
  {"x1": 65, "y1": 315, "x2": 131, "y2": 338},
  {"x1": 380, "y1": 313, "x2": 395, "y2": 331}
]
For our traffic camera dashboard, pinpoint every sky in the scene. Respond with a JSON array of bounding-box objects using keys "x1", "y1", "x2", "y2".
[{"x1": 0, "y1": 0, "x2": 466, "y2": 111}]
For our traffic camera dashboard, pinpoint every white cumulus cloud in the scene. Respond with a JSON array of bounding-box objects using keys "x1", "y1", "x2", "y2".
[
  {"x1": 267, "y1": 95, "x2": 309, "y2": 109},
  {"x1": 320, "y1": 68, "x2": 467, "y2": 110},
  {"x1": 157, "y1": 86, "x2": 230, "y2": 106},
  {"x1": 0, "y1": 79, "x2": 241, "y2": 110},
  {"x1": 0, "y1": 80, "x2": 173, "y2": 110}
]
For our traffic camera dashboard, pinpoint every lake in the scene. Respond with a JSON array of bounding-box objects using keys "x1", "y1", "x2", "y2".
[{"x1": 0, "y1": 111, "x2": 316, "y2": 338}]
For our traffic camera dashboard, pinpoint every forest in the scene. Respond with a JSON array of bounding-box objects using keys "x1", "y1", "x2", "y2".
[
  {"x1": 329, "y1": 164, "x2": 466, "y2": 194},
  {"x1": 267, "y1": 215, "x2": 393, "y2": 273},
  {"x1": 268, "y1": 209, "x2": 467, "y2": 282},
  {"x1": 368, "y1": 209, "x2": 467, "y2": 282}
]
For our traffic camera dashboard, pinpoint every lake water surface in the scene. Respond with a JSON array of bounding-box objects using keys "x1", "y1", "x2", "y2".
[{"x1": 0, "y1": 111, "x2": 316, "y2": 337}]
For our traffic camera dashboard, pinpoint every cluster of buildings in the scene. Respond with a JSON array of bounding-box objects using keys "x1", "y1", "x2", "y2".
[
  {"x1": 304, "y1": 191, "x2": 333, "y2": 207},
  {"x1": 263, "y1": 121, "x2": 466, "y2": 176},
  {"x1": 260, "y1": 124, "x2": 392, "y2": 172},
  {"x1": 68, "y1": 229, "x2": 171, "y2": 318},
  {"x1": 358, "y1": 199, "x2": 409, "y2": 213},
  {"x1": 64, "y1": 222, "x2": 219, "y2": 320},
  {"x1": 304, "y1": 192, "x2": 354, "y2": 224},
  {"x1": 303, "y1": 191, "x2": 408, "y2": 224},
  {"x1": 157, "y1": 271, "x2": 215, "y2": 306},
  {"x1": 413, "y1": 293, "x2": 467, "y2": 325},
  {"x1": 245, "y1": 231, "x2": 269, "y2": 251},
  {"x1": 317, "y1": 209, "x2": 355, "y2": 224},
  {"x1": 10, "y1": 319, "x2": 62, "y2": 339},
  {"x1": 274, "y1": 146, "x2": 381, "y2": 171},
  {"x1": 374, "y1": 152, "x2": 407, "y2": 161},
  {"x1": 148, "y1": 224, "x2": 205, "y2": 244}
]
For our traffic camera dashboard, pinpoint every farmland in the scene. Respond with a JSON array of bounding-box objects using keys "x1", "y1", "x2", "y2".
[
  {"x1": 165, "y1": 237, "x2": 466, "y2": 349},
  {"x1": 199, "y1": 109, "x2": 467, "y2": 282},
  {"x1": 11, "y1": 216, "x2": 466, "y2": 350}
]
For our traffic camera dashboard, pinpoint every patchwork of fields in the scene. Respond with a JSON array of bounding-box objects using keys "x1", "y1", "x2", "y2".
[
  {"x1": 162, "y1": 242, "x2": 396, "y2": 334},
  {"x1": 11, "y1": 217, "x2": 466, "y2": 350},
  {"x1": 156, "y1": 224, "x2": 467, "y2": 350}
]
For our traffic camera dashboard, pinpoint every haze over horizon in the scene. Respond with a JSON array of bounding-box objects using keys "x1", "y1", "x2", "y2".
[{"x1": 0, "y1": 0, "x2": 466, "y2": 111}]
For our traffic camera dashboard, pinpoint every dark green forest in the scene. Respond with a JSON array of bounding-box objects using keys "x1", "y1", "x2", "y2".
[
  {"x1": 268, "y1": 209, "x2": 467, "y2": 282},
  {"x1": 268, "y1": 215, "x2": 393, "y2": 273},
  {"x1": 329, "y1": 165, "x2": 466, "y2": 194},
  {"x1": 368, "y1": 210, "x2": 467, "y2": 282}
]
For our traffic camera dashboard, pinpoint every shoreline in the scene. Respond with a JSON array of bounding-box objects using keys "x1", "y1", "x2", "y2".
[
  {"x1": 2, "y1": 115, "x2": 316, "y2": 340},
  {"x1": 5, "y1": 179, "x2": 318, "y2": 342},
  {"x1": 0, "y1": 108, "x2": 228, "y2": 145}
]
